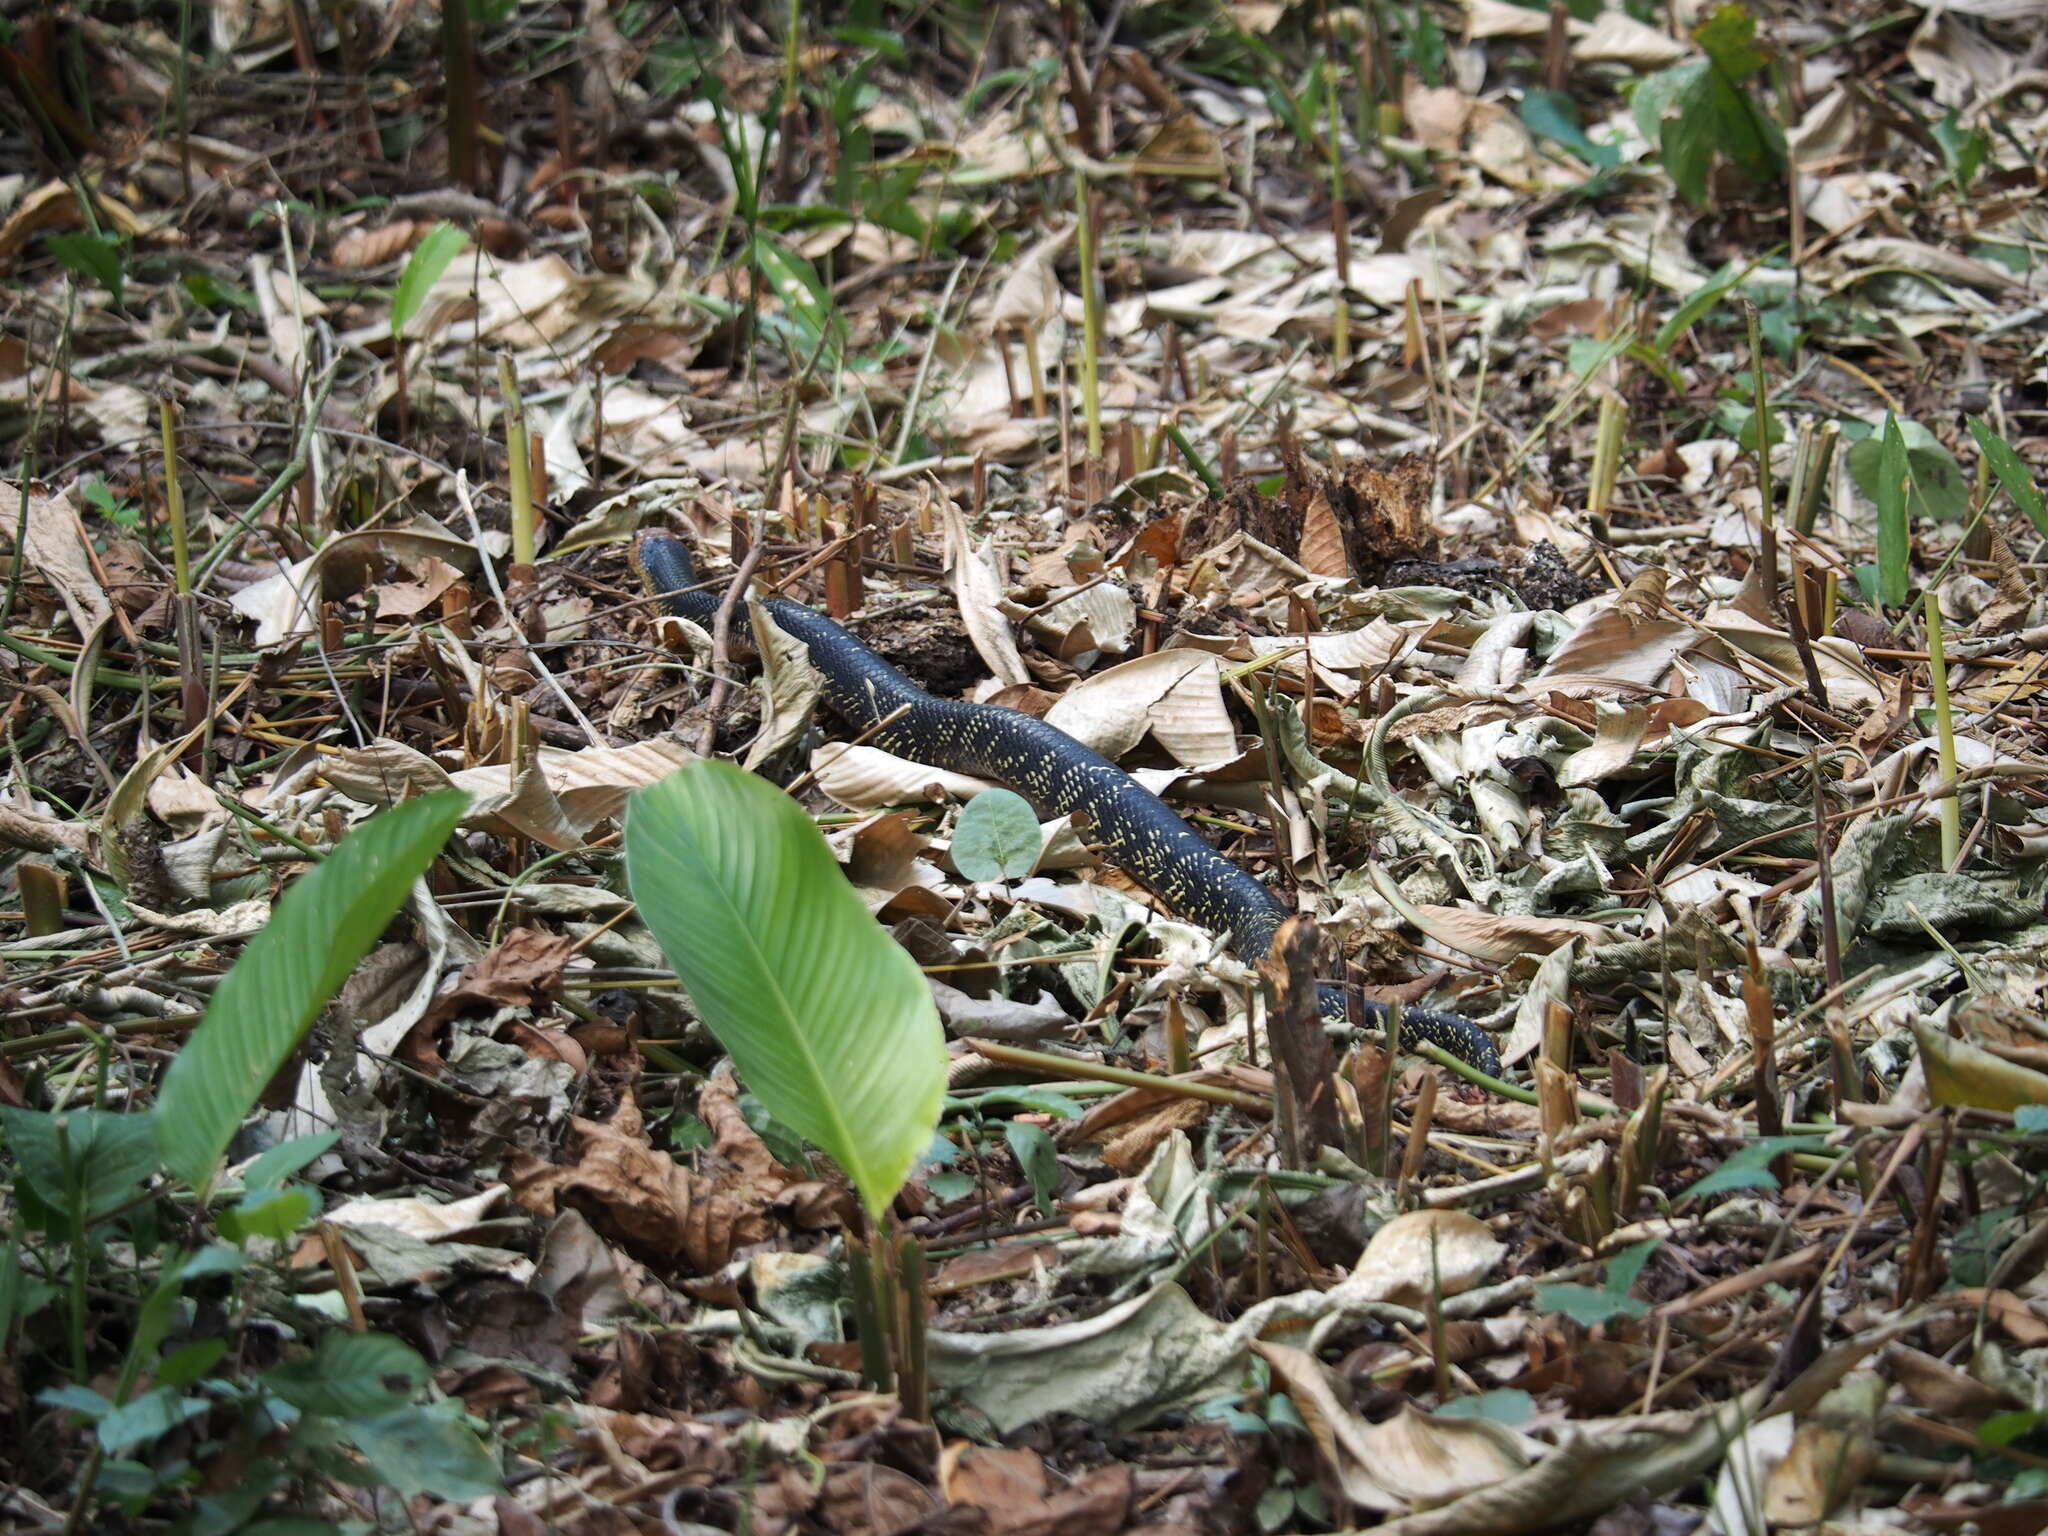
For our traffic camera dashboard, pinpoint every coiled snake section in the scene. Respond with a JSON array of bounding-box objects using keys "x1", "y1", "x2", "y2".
[{"x1": 637, "y1": 534, "x2": 1501, "y2": 1078}]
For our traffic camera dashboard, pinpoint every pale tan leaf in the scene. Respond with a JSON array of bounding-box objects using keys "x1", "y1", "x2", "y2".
[
  {"x1": 1044, "y1": 650, "x2": 1236, "y2": 767},
  {"x1": 1557, "y1": 702, "x2": 1652, "y2": 787},
  {"x1": 1409, "y1": 902, "x2": 1613, "y2": 964},
  {"x1": 811, "y1": 742, "x2": 996, "y2": 811},
  {"x1": 20, "y1": 485, "x2": 113, "y2": 637},
  {"x1": 1336, "y1": 1210, "x2": 1505, "y2": 1307},
  {"x1": 941, "y1": 498, "x2": 1030, "y2": 686}
]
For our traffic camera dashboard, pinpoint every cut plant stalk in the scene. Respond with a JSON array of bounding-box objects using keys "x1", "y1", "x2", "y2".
[
  {"x1": 1925, "y1": 590, "x2": 1961, "y2": 869},
  {"x1": 1589, "y1": 393, "x2": 1625, "y2": 517},
  {"x1": 498, "y1": 354, "x2": 535, "y2": 573},
  {"x1": 1743, "y1": 300, "x2": 1777, "y2": 603},
  {"x1": 160, "y1": 393, "x2": 206, "y2": 743}
]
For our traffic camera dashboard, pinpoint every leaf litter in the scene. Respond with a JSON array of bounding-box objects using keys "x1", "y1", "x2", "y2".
[{"x1": 3, "y1": 1, "x2": 2048, "y2": 1531}]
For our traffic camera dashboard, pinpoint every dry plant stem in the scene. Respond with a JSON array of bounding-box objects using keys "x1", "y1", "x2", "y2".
[
  {"x1": 696, "y1": 512, "x2": 770, "y2": 756},
  {"x1": 1396, "y1": 1073, "x2": 1437, "y2": 1208}
]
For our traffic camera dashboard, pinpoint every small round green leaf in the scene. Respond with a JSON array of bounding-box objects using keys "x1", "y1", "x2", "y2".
[{"x1": 951, "y1": 788, "x2": 1041, "y2": 884}]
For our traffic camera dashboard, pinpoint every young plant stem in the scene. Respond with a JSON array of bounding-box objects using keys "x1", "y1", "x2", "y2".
[
  {"x1": 895, "y1": 1230, "x2": 928, "y2": 1420},
  {"x1": 498, "y1": 354, "x2": 535, "y2": 569},
  {"x1": 1743, "y1": 300, "x2": 1777, "y2": 603},
  {"x1": 1924, "y1": 590, "x2": 1961, "y2": 868},
  {"x1": 162, "y1": 393, "x2": 206, "y2": 740}
]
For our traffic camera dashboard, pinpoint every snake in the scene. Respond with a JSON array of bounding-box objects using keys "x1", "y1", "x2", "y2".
[{"x1": 636, "y1": 534, "x2": 1501, "y2": 1078}]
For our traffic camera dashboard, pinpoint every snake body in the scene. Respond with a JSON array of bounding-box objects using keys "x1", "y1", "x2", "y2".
[{"x1": 638, "y1": 535, "x2": 1500, "y2": 1077}]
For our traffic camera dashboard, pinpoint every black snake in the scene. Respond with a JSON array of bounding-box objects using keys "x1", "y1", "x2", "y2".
[{"x1": 637, "y1": 534, "x2": 1500, "y2": 1077}]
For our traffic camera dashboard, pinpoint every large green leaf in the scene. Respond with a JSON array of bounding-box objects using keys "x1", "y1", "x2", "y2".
[
  {"x1": 154, "y1": 792, "x2": 468, "y2": 1192},
  {"x1": 625, "y1": 761, "x2": 946, "y2": 1220}
]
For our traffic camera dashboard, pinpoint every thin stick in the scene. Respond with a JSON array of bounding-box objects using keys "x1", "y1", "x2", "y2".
[{"x1": 697, "y1": 511, "x2": 770, "y2": 756}]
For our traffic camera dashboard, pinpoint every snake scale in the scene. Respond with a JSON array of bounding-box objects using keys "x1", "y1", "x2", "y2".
[{"x1": 637, "y1": 534, "x2": 1501, "y2": 1078}]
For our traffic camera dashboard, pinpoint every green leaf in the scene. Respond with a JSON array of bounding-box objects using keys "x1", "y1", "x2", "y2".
[
  {"x1": 97, "y1": 1386, "x2": 210, "y2": 1453},
  {"x1": 345, "y1": 1401, "x2": 501, "y2": 1501},
  {"x1": 1695, "y1": 4, "x2": 1768, "y2": 80},
  {"x1": 155, "y1": 1338, "x2": 229, "y2": 1388},
  {"x1": 1967, "y1": 416, "x2": 2048, "y2": 537},
  {"x1": 47, "y1": 230, "x2": 124, "y2": 304},
  {"x1": 1932, "y1": 111, "x2": 1987, "y2": 192},
  {"x1": 1680, "y1": 1134, "x2": 1829, "y2": 1199},
  {"x1": 1435, "y1": 1388, "x2": 1537, "y2": 1425},
  {"x1": 154, "y1": 792, "x2": 468, "y2": 1192},
  {"x1": 1520, "y1": 89, "x2": 1618, "y2": 169},
  {"x1": 390, "y1": 222, "x2": 468, "y2": 339},
  {"x1": 951, "y1": 788, "x2": 1042, "y2": 883},
  {"x1": 625, "y1": 762, "x2": 947, "y2": 1221},
  {"x1": 1003, "y1": 1121, "x2": 1060, "y2": 1215},
  {"x1": 242, "y1": 1131, "x2": 341, "y2": 1191},
  {"x1": 1873, "y1": 413, "x2": 1911, "y2": 607},
  {"x1": 218, "y1": 1185, "x2": 319, "y2": 1244},
  {"x1": 0, "y1": 1107, "x2": 158, "y2": 1224},
  {"x1": 1605, "y1": 1237, "x2": 1661, "y2": 1296},
  {"x1": 1652, "y1": 260, "x2": 1744, "y2": 354},
  {"x1": 264, "y1": 1332, "x2": 428, "y2": 1419},
  {"x1": 1534, "y1": 1283, "x2": 1649, "y2": 1326}
]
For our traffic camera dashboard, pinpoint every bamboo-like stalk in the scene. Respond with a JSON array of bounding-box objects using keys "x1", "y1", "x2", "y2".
[
  {"x1": 1925, "y1": 590, "x2": 1961, "y2": 868},
  {"x1": 498, "y1": 354, "x2": 535, "y2": 570}
]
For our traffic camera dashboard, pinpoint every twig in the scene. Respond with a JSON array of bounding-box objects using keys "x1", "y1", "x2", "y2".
[
  {"x1": 697, "y1": 511, "x2": 770, "y2": 756},
  {"x1": 451, "y1": 472, "x2": 606, "y2": 749}
]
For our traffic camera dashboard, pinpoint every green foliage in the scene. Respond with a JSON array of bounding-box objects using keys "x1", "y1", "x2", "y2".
[
  {"x1": 1931, "y1": 110, "x2": 1988, "y2": 196},
  {"x1": 951, "y1": 787, "x2": 1041, "y2": 883},
  {"x1": 1849, "y1": 416, "x2": 1969, "y2": 608},
  {"x1": 1520, "y1": 90, "x2": 1619, "y2": 172},
  {"x1": 154, "y1": 791, "x2": 468, "y2": 1192},
  {"x1": 1534, "y1": 1237, "x2": 1660, "y2": 1326},
  {"x1": 1680, "y1": 1134, "x2": 1828, "y2": 1199},
  {"x1": 47, "y1": 229, "x2": 125, "y2": 304},
  {"x1": 1633, "y1": 4, "x2": 1785, "y2": 208},
  {"x1": 1967, "y1": 415, "x2": 2048, "y2": 537},
  {"x1": 1435, "y1": 1388, "x2": 1537, "y2": 1425},
  {"x1": 390, "y1": 222, "x2": 468, "y2": 339},
  {"x1": 1002, "y1": 1120, "x2": 1059, "y2": 1214},
  {"x1": 0, "y1": 1106, "x2": 158, "y2": 1227},
  {"x1": 624, "y1": 761, "x2": 948, "y2": 1221},
  {"x1": 81, "y1": 476, "x2": 141, "y2": 530}
]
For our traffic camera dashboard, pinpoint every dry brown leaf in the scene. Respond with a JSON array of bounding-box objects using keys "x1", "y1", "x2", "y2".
[
  {"x1": 330, "y1": 220, "x2": 422, "y2": 269},
  {"x1": 1299, "y1": 485, "x2": 1354, "y2": 578},
  {"x1": 507, "y1": 1086, "x2": 779, "y2": 1272},
  {"x1": 427, "y1": 927, "x2": 578, "y2": 1023}
]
